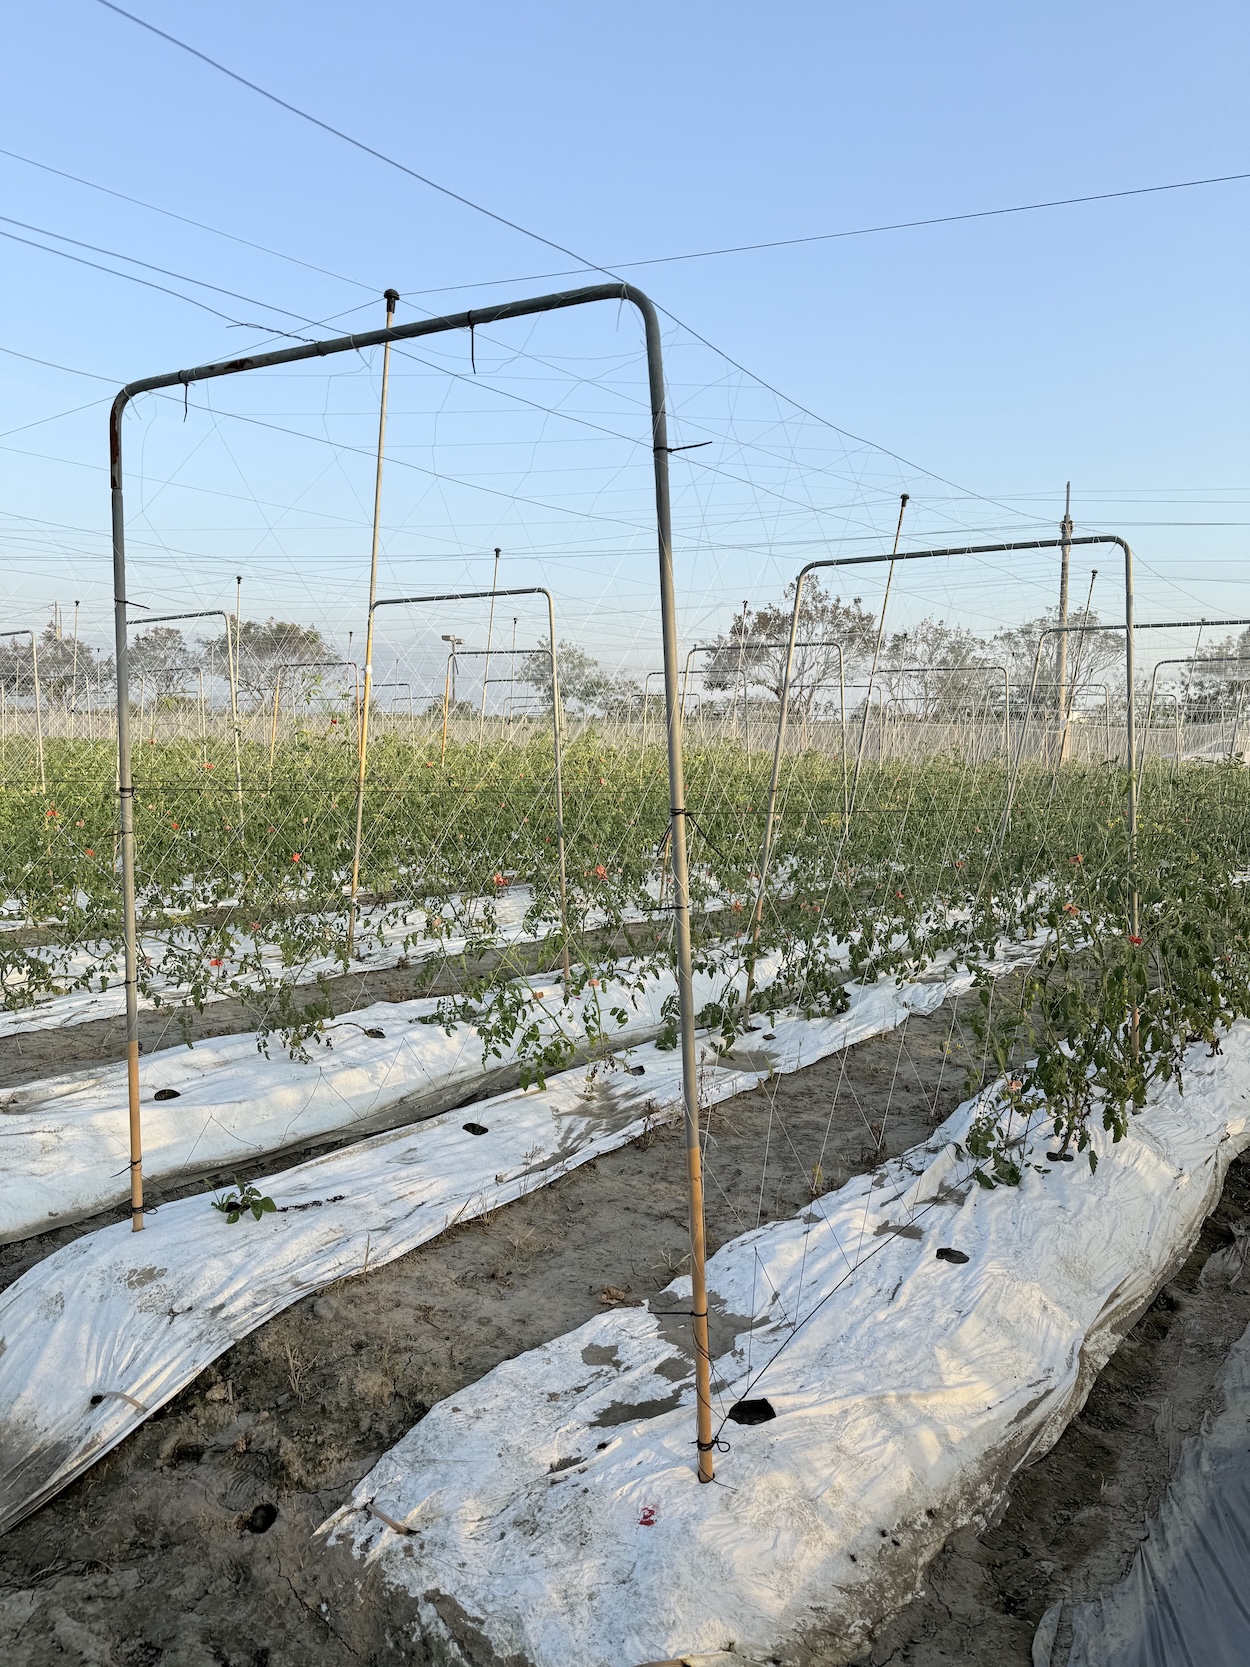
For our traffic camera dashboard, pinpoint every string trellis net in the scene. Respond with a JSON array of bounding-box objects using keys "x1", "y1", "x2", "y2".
[{"x1": 13, "y1": 290, "x2": 1250, "y2": 1459}]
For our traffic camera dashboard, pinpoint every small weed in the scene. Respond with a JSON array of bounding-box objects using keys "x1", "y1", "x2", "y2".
[{"x1": 284, "y1": 1341, "x2": 316, "y2": 1403}]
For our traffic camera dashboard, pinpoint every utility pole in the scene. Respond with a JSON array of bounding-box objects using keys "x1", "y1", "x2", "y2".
[{"x1": 1057, "y1": 482, "x2": 1073, "y2": 762}]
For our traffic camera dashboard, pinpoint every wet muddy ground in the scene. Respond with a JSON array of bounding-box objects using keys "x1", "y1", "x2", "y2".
[{"x1": 1, "y1": 984, "x2": 1245, "y2": 1666}]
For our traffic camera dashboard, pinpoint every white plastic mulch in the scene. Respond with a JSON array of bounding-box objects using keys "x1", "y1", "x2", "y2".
[
  {"x1": 318, "y1": 1027, "x2": 1250, "y2": 1667},
  {"x1": 0, "y1": 951, "x2": 764, "y2": 1243},
  {"x1": 0, "y1": 951, "x2": 1020, "y2": 1539},
  {"x1": 0, "y1": 889, "x2": 544, "y2": 1039},
  {"x1": 0, "y1": 923, "x2": 1025, "y2": 1244}
]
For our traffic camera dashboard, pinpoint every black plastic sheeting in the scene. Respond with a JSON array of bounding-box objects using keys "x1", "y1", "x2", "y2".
[{"x1": 1064, "y1": 1292, "x2": 1250, "y2": 1667}]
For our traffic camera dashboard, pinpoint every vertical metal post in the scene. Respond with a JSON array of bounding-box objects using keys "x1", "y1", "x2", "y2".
[
  {"x1": 849, "y1": 493, "x2": 908, "y2": 821},
  {"x1": 269, "y1": 670, "x2": 282, "y2": 774},
  {"x1": 70, "y1": 600, "x2": 80, "y2": 743},
  {"x1": 347, "y1": 289, "x2": 399, "y2": 955},
  {"x1": 733, "y1": 600, "x2": 749, "y2": 748},
  {"x1": 440, "y1": 647, "x2": 453, "y2": 765},
  {"x1": 110, "y1": 395, "x2": 144, "y2": 1231},
  {"x1": 1123, "y1": 543, "x2": 1140, "y2": 1059},
  {"x1": 838, "y1": 646, "x2": 848, "y2": 826},
  {"x1": 1230, "y1": 682, "x2": 1246, "y2": 762},
  {"x1": 30, "y1": 632, "x2": 46, "y2": 796},
  {"x1": 228, "y1": 580, "x2": 244, "y2": 822},
  {"x1": 545, "y1": 593, "x2": 572, "y2": 985},
  {"x1": 479, "y1": 547, "x2": 501, "y2": 742},
  {"x1": 1174, "y1": 693, "x2": 1183, "y2": 777},
  {"x1": 1056, "y1": 483, "x2": 1072, "y2": 763}
]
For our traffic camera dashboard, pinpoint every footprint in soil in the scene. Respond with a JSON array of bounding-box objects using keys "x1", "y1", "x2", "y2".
[{"x1": 217, "y1": 1450, "x2": 274, "y2": 1519}]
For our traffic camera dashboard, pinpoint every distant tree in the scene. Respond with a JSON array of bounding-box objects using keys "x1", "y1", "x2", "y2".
[
  {"x1": 200, "y1": 619, "x2": 339, "y2": 706},
  {"x1": 994, "y1": 605, "x2": 1122, "y2": 713},
  {"x1": 130, "y1": 626, "x2": 195, "y2": 700},
  {"x1": 519, "y1": 639, "x2": 614, "y2": 714},
  {"x1": 1170, "y1": 627, "x2": 1250, "y2": 722},
  {"x1": 0, "y1": 624, "x2": 103, "y2": 703},
  {"x1": 702, "y1": 579, "x2": 877, "y2": 724},
  {"x1": 877, "y1": 618, "x2": 989, "y2": 721}
]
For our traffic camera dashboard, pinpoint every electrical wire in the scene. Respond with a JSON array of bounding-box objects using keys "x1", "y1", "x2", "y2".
[{"x1": 0, "y1": 144, "x2": 376, "y2": 296}]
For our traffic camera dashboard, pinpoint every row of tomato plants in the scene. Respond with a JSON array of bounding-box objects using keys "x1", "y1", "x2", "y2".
[{"x1": 2, "y1": 730, "x2": 1250, "y2": 1176}]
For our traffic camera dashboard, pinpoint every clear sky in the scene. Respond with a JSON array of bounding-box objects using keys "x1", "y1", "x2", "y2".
[{"x1": 1, "y1": 0, "x2": 1247, "y2": 686}]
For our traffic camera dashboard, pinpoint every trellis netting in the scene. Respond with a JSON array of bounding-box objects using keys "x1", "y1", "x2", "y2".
[
  {"x1": 317, "y1": 1022, "x2": 1250, "y2": 1667},
  {"x1": 0, "y1": 933, "x2": 1043, "y2": 1535},
  {"x1": 8, "y1": 275, "x2": 1250, "y2": 1592}
]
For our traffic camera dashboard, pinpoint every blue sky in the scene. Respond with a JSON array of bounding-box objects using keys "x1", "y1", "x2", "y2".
[{"x1": 1, "y1": 0, "x2": 1246, "y2": 687}]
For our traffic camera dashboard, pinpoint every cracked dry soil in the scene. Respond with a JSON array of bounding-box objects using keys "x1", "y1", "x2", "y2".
[{"x1": 1, "y1": 991, "x2": 1247, "y2": 1666}]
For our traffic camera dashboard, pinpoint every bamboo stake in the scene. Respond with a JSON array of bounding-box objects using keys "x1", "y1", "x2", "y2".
[
  {"x1": 848, "y1": 493, "x2": 908, "y2": 822},
  {"x1": 347, "y1": 289, "x2": 400, "y2": 957},
  {"x1": 478, "y1": 547, "x2": 501, "y2": 743}
]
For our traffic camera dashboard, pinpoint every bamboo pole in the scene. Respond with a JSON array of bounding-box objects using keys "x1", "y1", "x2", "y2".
[
  {"x1": 268, "y1": 669, "x2": 282, "y2": 775},
  {"x1": 478, "y1": 547, "x2": 501, "y2": 743},
  {"x1": 347, "y1": 289, "x2": 400, "y2": 957}
]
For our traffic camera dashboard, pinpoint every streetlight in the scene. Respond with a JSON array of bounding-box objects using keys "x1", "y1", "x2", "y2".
[{"x1": 440, "y1": 634, "x2": 465, "y2": 763}]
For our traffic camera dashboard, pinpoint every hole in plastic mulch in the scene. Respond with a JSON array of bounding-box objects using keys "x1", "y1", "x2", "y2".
[
  {"x1": 463, "y1": 1122, "x2": 489, "y2": 1137},
  {"x1": 1046, "y1": 1150, "x2": 1075, "y2": 1162},
  {"x1": 762, "y1": 1032, "x2": 777, "y2": 1040},
  {"x1": 153, "y1": 1088, "x2": 181, "y2": 1101},
  {"x1": 627, "y1": 1065, "x2": 646, "y2": 1077},
  {"x1": 935, "y1": 1247, "x2": 970, "y2": 1264},
  {"x1": 241, "y1": 1502, "x2": 278, "y2": 1534},
  {"x1": 364, "y1": 1028, "x2": 386, "y2": 1039},
  {"x1": 727, "y1": 1397, "x2": 776, "y2": 1426}
]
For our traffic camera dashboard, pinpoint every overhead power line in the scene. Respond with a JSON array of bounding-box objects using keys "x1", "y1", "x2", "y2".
[
  {"x1": 0, "y1": 211, "x2": 340, "y2": 327},
  {"x1": 97, "y1": 0, "x2": 615, "y2": 284},
  {"x1": 402, "y1": 168, "x2": 1250, "y2": 295},
  {"x1": 96, "y1": 2, "x2": 1246, "y2": 298},
  {"x1": 92, "y1": 1, "x2": 1034, "y2": 522},
  {"x1": 0, "y1": 145, "x2": 376, "y2": 296}
]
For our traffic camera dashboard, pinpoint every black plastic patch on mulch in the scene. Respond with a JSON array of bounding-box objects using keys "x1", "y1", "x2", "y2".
[{"x1": 727, "y1": 1398, "x2": 777, "y2": 1426}]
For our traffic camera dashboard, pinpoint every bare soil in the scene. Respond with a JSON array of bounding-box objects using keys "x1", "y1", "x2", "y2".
[{"x1": 0, "y1": 989, "x2": 1245, "y2": 1667}]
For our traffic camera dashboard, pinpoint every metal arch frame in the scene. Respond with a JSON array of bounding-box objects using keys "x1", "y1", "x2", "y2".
[
  {"x1": 125, "y1": 611, "x2": 243, "y2": 812},
  {"x1": 266, "y1": 659, "x2": 357, "y2": 768},
  {"x1": 1007, "y1": 618, "x2": 1250, "y2": 813},
  {"x1": 857, "y1": 661, "x2": 1011, "y2": 760},
  {"x1": 108, "y1": 282, "x2": 718, "y2": 1484},
  {"x1": 0, "y1": 630, "x2": 45, "y2": 794},
  {"x1": 445, "y1": 643, "x2": 546, "y2": 720},
  {"x1": 745, "y1": 537, "x2": 1140, "y2": 1008},
  {"x1": 1145, "y1": 655, "x2": 1250, "y2": 761},
  {"x1": 1024, "y1": 678, "x2": 1113, "y2": 762},
  {"x1": 126, "y1": 658, "x2": 209, "y2": 753},
  {"x1": 350, "y1": 586, "x2": 571, "y2": 982},
  {"x1": 681, "y1": 638, "x2": 850, "y2": 814}
]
